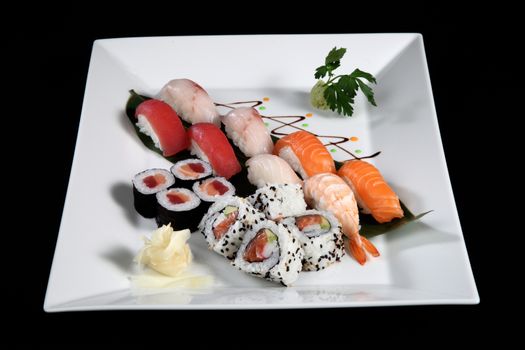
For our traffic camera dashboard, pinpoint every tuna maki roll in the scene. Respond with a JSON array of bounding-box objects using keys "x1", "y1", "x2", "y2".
[
  {"x1": 192, "y1": 177, "x2": 235, "y2": 211},
  {"x1": 155, "y1": 188, "x2": 203, "y2": 232},
  {"x1": 132, "y1": 169, "x2": 175, "y2": 218},
  {"x1": 170, "y1": 158, "x2": 212, "y2": 188}
]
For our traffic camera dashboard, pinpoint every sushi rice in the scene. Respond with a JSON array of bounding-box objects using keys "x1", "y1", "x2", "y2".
[
  {"x1": 136, "y1": 116, "x2": 162, "y2": 151},
  {"x1": 248, "y1": 183, "x2": 307, "y2": 221}
]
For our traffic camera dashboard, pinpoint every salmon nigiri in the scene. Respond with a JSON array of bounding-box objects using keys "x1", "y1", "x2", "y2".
[
  {"x1": 273, "y1": 131, "x2": 335, "y2": 179},
  {"x1": 338, "y1": 160, "x2": 404, "y2": 223},
  {"x1": 303, "y1": 173, "x2": 379, "y2": 265}
]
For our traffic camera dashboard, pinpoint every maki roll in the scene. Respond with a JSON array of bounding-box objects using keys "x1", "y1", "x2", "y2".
[
  {"x1": 155, "y1": 188, "x2": 203, "y2": 232},
  {"x1": 248, "y1": 184, "x2": 307, "y2": 221},
  {"x1": 283, "y1": 210, "x2": 345, "y2": 271},
  {"x1": 193, "y1": 177, "x2": 235, "y2": 206},
  {"x1": 199, "y1": 197, "x2": 261, "y2": 260},
  {"x1": 132, "y1": 169, "x2": 175, "y2": 218},
  {"x1": 233, "y1": 220, "x2": 304, "y2": 286},
  {"x1": 170, "y1": 159, "x2": 212, "y2": 188}
]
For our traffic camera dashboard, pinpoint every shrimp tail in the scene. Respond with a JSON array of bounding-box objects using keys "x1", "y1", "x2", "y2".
[
  {"x1": 348, "y1": 239, "x2": 367, "y2": 265},
  {"x1": 361, "y1": 236, "x2": 380, "y2": 257},
  {"x1": 348, "y1": 236, "x2": 380, "y2": 265}
]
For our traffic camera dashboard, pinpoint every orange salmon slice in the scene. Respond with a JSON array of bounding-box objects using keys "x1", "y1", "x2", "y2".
[{"x1": 213, "y1": 211, "x2": 238, "y2": 239}]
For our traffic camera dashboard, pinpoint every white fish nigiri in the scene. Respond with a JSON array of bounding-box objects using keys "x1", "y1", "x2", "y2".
[
  {"x1": 246, "y1": 154, "x2": 301, "y2": 188},
  {"x1": 222, "y1": 107, "x2": 274, "y2": 157},
  {"x1": 157, "y1": 79, "x2": 220, "y2": 126}
]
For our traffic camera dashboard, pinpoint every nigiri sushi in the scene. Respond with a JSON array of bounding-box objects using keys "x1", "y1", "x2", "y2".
[
  {"x1": 246, "y1": 154, "x2": 301, "y2": 188},
  {"x1": 273, "y1": 131, "x2": 335, "y2": 179},
  {"x1": 303, "y1": 173, "x2": 379, "y2": 265},
  {"x1": 157, "y1": 79, "x2": 220, "y2": 126},
  {"x1": 187, "y1": 123, "x2": 241, "y2": 180},
  {"x1": 338, "y1": 160, "x2": 404, "y2": 223},
  {"x1": 135, "y1": 99, "x2": 189, "y2": 157},
  {"x1": 221, "y1": 107, "x2": 274, "y2": 157}
]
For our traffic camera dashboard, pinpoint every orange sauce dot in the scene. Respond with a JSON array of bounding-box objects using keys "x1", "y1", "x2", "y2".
[
  {"x1": 305, "y1": 113, "x2": 313, "y2": 117},
  {"x1": 350, "y1": 136, "x2": 359, "y2": 142},
  {"x1": 263, "y1": 97, "x2": 270, "y2": 102}
]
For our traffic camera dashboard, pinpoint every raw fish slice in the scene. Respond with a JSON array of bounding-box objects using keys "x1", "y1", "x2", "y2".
[
  {"x1": 338, "y1": 160, "x2": 403, "y2": 223},
  {"x1": 246, "y1": 154, "x2": 301, "y2": 187},
  {"x1": 187, "y1": 123, "x2": 241, "y2": 179},
  {"x1": 273, "y1": 131, "x2": 335, "y2": 179},
  {"x1": 222, "y1": 107, "x2": 274, "y2": 157},
  {"x1": 135, "y1": 99, "x2": 189, "y2": 156},
  {"x1": 158, "y1": 79, "x2": 220, "y2": 126}
]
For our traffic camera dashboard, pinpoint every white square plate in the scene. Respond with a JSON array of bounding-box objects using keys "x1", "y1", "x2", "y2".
[{"x1": 44, "y1": 34, "x2": 479, "y2": 311}]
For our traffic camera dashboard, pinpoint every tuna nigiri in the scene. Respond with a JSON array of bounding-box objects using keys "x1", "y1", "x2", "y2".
[
  {"x1": 338, "y1": 160, "x2": 404, "y2": 223},
  {"x1": 221, "y1": 107, "x2": 274, "y2": 157},
  {"x1": 273, "y1": 131, "x2": 335, "y2": 179},
  {"x1": 303, "y1": 173, "x2": 379, "y2": 265},
  {"x1": 135, "y1": 99, "x2": 189, "y2": 157},
  {"x1": 246, "y1": 154, "x2": 301, "y2": 188},
  {"x1": 157, "y1": 79, "x2": 220, "y2": 126},
  {"x1": 187, "y1": 123, "x2": 241, "y2": 180}
]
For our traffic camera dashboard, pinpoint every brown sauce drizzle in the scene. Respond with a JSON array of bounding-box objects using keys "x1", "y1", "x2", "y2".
[{"x1": 215, "y1": 101, "x2": 381, "y2": 161}]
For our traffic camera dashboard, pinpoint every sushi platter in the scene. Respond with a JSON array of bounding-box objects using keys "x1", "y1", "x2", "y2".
[{"x1": 44, "y1": 34, "x2": 478, "y2": 310}]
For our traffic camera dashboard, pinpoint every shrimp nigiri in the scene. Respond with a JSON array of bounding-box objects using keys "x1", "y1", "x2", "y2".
[
  {"x1": 246, "y1": 154, "x2": 302, "y2": 188},
  {"x1": 273, "y1": 131, "x2": 335, "y2": 179},
  {"x1": 303, "y1": 173, "x2": 379, "y2": 265},
  {"x1": 338, "y1": 160, "x2": 403, "y2": 223},
  {"x1": 157, "y1": 79, "x2": 220, "y2": 126},
  {"x1": 222, "y1": 107, "x2": 274, "y2": 157}
]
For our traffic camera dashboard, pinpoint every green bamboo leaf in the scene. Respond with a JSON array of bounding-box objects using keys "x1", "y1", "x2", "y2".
[{"x1": 360, "y1": 201, "x2": 432, "y2": 237}]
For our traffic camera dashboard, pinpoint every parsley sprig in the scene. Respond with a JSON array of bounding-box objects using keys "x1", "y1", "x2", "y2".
[{"x1": 311, "y1": 47, "x2": 377, "y2": 116}]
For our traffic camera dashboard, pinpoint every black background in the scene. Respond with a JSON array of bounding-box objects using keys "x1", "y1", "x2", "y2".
[{"x1": 10, "y1": 5, "x2": 516, "y2": 343}]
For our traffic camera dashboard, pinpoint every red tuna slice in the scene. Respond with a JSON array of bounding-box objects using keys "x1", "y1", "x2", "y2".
[
  {"x1": 187, "y1": 123, "x2": 241, "y2": 179},
  {"x1": 135, "y1": 99, "x2": 189, "y2": 157}
]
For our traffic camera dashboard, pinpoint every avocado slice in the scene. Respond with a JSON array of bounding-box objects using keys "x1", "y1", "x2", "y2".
[
  {"x1": 223, "y1": 206, "x2": 238, "y2": 215},
  {"x1": 320, "y1": 216, "x2": 331, "y2": 230},
  {"x1": 265, "y1": 229, "x2": 277, "y2": 243}
]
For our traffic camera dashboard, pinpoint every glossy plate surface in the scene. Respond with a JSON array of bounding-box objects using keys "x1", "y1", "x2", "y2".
[{"x1": 44, "y1": 34, "x2": 478, "y2": 311}]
